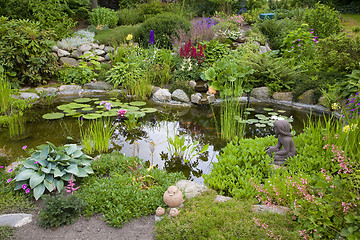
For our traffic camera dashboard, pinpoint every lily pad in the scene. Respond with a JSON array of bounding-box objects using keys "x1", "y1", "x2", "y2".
[
  {"x1": 81, "y1": 107, "x2": 93, "y2": 111},
  {"x1": 268, "y1": 112, "x2": 278, "y2": 115},
  {"x1": 96, "y1": 105, "x2": 105, "y2": 109},
  {"x1": 141, "y1": 108, "x2": 157, "y2": 113},
  {"x1": 263, "y1": 108, "x2": 273, "y2": 111},
  {"x1": 123, "y1": 106, "x2": 140, "y2": 111},
  {"x1": 246, "y1": 108, "x2": 255, "y2": 111},
  {"x1": 129, "y1": 101, "x2": 146, "y2": 107},
  {"x1": 43, "y1": 113, "x2": 65, "y2": 120},
  {"x1": 83, "y1": 113, "x2": 102, "y2": 120},
  {"x1": 102, "y1": 111, "x2": 118, "y2": 117},
  {"x1": 277, "y1": 110, "x2": 286, "y2": 113},
  {"x1": 255, "y1": 114, "x2": 267, "y2": 119},
  {"x1": 255, "y1": 123, "x2": 267, "y2": 128},
  {"x1": 57, "y1": 104, "x2": 72, "y2": 111},
  {"x1": 74, "y1": 98, "x2": 92, "y2": 103},
  {"x1": 129, "y1": 112, "x2": 146, "y2": 118},
  {"x1": 243, "y1": 111, "x2": 250, "y2": 115},
  {"x1": 65, "y1": 111, "x2": 78, "y2": 116},
  {"x1": 111, "y1": 102, "x2": 123, "y2": 107}
]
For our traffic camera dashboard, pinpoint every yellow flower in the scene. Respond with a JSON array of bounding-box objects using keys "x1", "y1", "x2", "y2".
[
  {"x1": 343, "y1": 124, "x2": 358, "y2": 133},
  {"x1": 126, "y1": 34, "x2": 133, "y2": 41},
  {"x1": 331, "y1": 102, "x2": 341, "y2": 110}
]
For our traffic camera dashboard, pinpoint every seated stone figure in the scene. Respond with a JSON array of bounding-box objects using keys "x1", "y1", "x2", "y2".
[{"x1": 266, "y1": 120, "x2": 296, "y2": 165}]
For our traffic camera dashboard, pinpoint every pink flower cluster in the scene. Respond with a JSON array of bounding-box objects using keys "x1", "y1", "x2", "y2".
[
  {"x1": 299, "y1": 229, "x2": 319, "y2": 239},
  {"x1": 323, "y1": 144, "x2": 353, "y2": 174},
  {"x1": 286, "y1": 176, "x2": 316, "y2": 203},
  {"x1": 341, "y1": 202, "x2": 357, "y2": 212},
  {"x1": 212, "y1": 13, "x2": 245, "y2": 27},
  {"x1": 254, "y1": 218, "x2": 282, "y2": 240},
  {"x1": 65, "y1": 174, "x2": 79, "y2": 195},
  {"x1": 250, "y1": 178, "x2": 275, "y2": 206}
]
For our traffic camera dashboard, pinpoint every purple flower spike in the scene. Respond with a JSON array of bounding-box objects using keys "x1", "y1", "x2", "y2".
[{"x1": 149, "y1": 30, "x2": 155, "y2": 45}]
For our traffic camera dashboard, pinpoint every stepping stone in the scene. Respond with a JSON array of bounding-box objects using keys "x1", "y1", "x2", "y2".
[{"x1": 0, "y1": 213, "x2": 33, "y2": 227}]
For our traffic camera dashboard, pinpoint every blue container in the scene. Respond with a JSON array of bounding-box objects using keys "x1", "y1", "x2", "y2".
[{"x1": 259, "y1": 13, "x2": 276, "y2": 20}]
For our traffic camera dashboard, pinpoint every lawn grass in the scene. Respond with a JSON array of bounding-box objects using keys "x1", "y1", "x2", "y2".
[{"x1": 341, "y1": 14, "x2": 360, "y2": 37}]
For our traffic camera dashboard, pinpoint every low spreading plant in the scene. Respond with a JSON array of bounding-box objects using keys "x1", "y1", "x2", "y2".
[
  {"x1": 79, "y1": 152, "x2": 185, "y2": 227},
  {"x1": 13, "y1": 142, "x2": 93, "y2": 200}
]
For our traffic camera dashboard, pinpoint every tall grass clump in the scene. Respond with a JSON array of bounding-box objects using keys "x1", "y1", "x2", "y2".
[
  {"x1": 0, "y1": 73, "x2": 12, "y2": 114},
  {"x1": 80, "y1": 118, "x2": 115, "y2": 155}
]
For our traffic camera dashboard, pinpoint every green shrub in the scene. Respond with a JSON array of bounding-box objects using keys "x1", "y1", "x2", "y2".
[
  {"x1": 106, "y1": 61, "x2": 144, "y2": 88},
  {"x1": 79, "y1": 152, "x2": 185, "y2": 227},
  {"x1": 315, "y1": 33, "x2": 360, "y2": 73},
  {"x1": 303, "y1": 3, "x2": 341, "y2": 39},
  {"x1": 155, "y1": 191, "x2": 298, "y2": 240},
  {"x1": 137, "y1": 1, "x2": 165, "y2": 22},
  {"x1": 256, "y1": 18, "x2": 300, "y2": 50},
  {"x1": 38, "y1": 195, "x2": 84, "y2": 228},
  {"x1": 243, "y1": 8, "x2": 264, "y2": 25},
  {"x1": 117, "y1": 8, "x2": 141, "y2": 25},
  {"x1": 95, "y1": 25, "x2": 140, "y2": 45},
  {"x1": 0, "y1": 17, "x2": 57, "y2": 86},
  {"x1": 201, "y1": 40, "x2": 231, "y2": 67},
  {"x1": 67, "y1": 0, "x2": 91, "y2": 20},
  {"x1": 138, "y1": 13, "x2": 191, "y2": 48},
  {"x1": 203, "y1": 137, "x2": 273, "y2": 198},
  {"x1": 118, "y1": 0, "x2": 141, "y2": 9},
  {"x1": 89, "y1": 7, "x2": 118, "y2": 28},
  {"x1": 57, "y1": 66, "x2": 95, "y2": 85}
]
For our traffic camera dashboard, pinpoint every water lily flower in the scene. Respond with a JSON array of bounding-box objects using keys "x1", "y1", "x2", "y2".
[
  {"x1": 118, "y1": 109, "x2": 127, "y2": 118},
  {"x1": 22, "y1": 145, "x2": 27, "y2": 150},
  {"x1": 105, "y1": 102, "x2": 113, "y2": 111},
  {"x1": 25, "y1": 188, "x2": 30, "y2": 194}
]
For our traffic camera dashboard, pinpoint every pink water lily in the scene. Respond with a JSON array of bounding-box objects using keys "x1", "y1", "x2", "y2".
[{"x1": 118, "y1": 109, "x2": 127, "y2": 118}]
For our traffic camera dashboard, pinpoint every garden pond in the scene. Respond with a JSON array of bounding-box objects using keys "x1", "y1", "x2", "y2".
[{"x1": 0, "y1": 96, "x2": 323, "y2": 183}]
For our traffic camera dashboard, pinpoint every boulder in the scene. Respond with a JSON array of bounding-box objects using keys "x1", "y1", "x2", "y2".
[
  {"x1": 78, "y1": 43, "x2": 92, "y2": 52},
  {"x1": 59, "y1": 57, "x2": 78, "y2": 67},
  {"x1": 0, "y1": 214, "x2": 32, "y2": 227},
  {"x1": 172, "y1": 89, "x2": 190, "y2": 103},
  {"x1": 207, "y1": 94, "x2": 216, "y2": 104},
  {"x1": 58, "y1": 85, "x2": 82, "y2": 92},
  {"x1": 104, "y1": 46, "x2": 114, "y2": 53},
  {"x1": 93, "y1": 49, "x2": 106, "y2": 56},
  {"x1": 252, "y1": 205, "x2": 290, "y2": 215},
  {"x1": 265, "y1": 42, "x2": 271, "y2": 52},
  {"x1": 176, "y1": 180, "x2": 208, "y2": 199},
  {"x1": 259, "y1": 46, "x2": 270, "y2": 54},
  {"x1": 191, "y1": 93, "x2": 202, "y2": 104},
  {"x1": 298, "y1": 89, "x2": 315, "y2": 105},
  {"x1": 83, "y1": 81, "x2": 113, "y2": 90},
  {"x1": 213, "y1": 195, "x2": 232, "y2": 203},
  {"x1": 99, "y1": 44, "x2": 105, "y2": 50},
  {"x1": 19, "y1": 92, "x2": 39, "y2": 100},
  {"x1": 189, "y1": 80, "x2": 197, "y2": 88},
  {"x1": 272, "y1": 92, "x2": 293, "y2": 102},
  {"x1": 35, "y1": 87, "x2": 58, "y2": 96},
  {"x1": 151, "y1": 86, "x2": 161, "y2": 95},
  {"x1": 71, "y1": 50, "x2": 82, "y2": 59},
  {"x1": 153, "y1": 89, "x2": 171, "y2": 102},
  {"x1": 92, "y1": 43, "x2": 100, "y2": 49},
  {"x1": 57, "y1": 49, "x2": 70, "y2": 57},
  {"x1": 251, "y1": 87, "x2": 270, "y2": 100},
  {"x1": 97, "y1": 56, "x2": 106, "y2": 62},
  {"x1": 195, "y1": 81, "x2": 208, "y2": 92},
  {"x1": 104, "y1": 54, "x2": 111, "y2": 61},
  {"x1": 83, "y1": 51, "x2": 95, "y2": 58},
  {"x1": 51, "y1": 45, "x2": 59, "y2": 52}
]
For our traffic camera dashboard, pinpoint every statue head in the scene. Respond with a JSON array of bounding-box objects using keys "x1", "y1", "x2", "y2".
[{"x1": 273, "y1": 120, "x2": 292, "y2": 137}]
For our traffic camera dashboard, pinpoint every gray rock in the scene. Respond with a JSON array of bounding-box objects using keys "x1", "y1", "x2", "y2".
[
  {"x1": 189, "y1": 80, "x2": 196, "y2": 88},
  {"x1": 57, "y1": 49, "x2": 70, "y2": 57},
  {"x1": 298, "y1": 89, "x2": 315, "y2": 105},
  {"x1": 207, "y1": 94, "x2": 216, "y2": 104},
  {"x1": 83, "y1": 81, "x2": 113, "y2": 90},
  {"x1": 265, "y1": 42, "x2": 271, "y2": 52},
  {"x1": 191, "y1": 93, "x2": 202, "y2": 104},
  {"x1": 176, "y1": 180, "x2": 208, "y2": 199},
  {"x1": 58, "y1": 85, "x2": 82, "y2": 92},
  {"x1": 19, "y1": 92, "x2": 39, "y2": 100},
  {"x1": 251, "y1": 87, "x2": 270, "y2": 100},
  {"x1": 172, "y1": 89, "x2": 190, "y2": 103},
  {"x1": 99, "y1": 44, "x2": 105, "y2": 50},
  {"x1": 252, "y1": 205, "x2": 290, "y2": 215},
  {"x1": 104, "y1": 54, "x2": 111, "y2": 61},
  {"x1": 0, "y1": 213, "x2": 32, "y2": 227},
  {"x1": 78, "y1": 43, "x2": 92, "y2": 52},
  {"x1": 35, "y1": 87, "x2": 58, "y2": 96},
  {"x1": 151, "y1": 86, "x2": 161, "y2": 95},
  {"x1": 214, "y1": 195, "x2": 232, "y2": 203},
  {"x1": 259, "y1": 46, "x2": 270, "y2": 54},
  {"x1": 92, "y1": 43, "x2": 100, "y2": 49},
  {"x1": 97, "y1": 56, "x2": 106, "y2": 62},
  {"x1": 253, "y1": 41, "x2": 261, "y2": 46},
  {"x1": 153, "y1": 89, "x2": 171, "y2": 102},
  {"x1": 52, "y1": 45, "x2": 59, "y2": 52},
  {"x1": 83, "y1": 51, "x2": 95, "y2": 58},
  {"x1": 104, "y1": 46, "x2": 114, "y2": 53},
  {"x1": 93, "y1": 49, "x2": 106, "y2": 56},
  {"x1": 272, "y1": 92, "x2": 293, "y2": 102},
  {"x1": 59, "y1": 57, "x2": 78, "y2": 67},
  {"x1": 71, "y1": 50, "x2": 81, "y2": 59}
]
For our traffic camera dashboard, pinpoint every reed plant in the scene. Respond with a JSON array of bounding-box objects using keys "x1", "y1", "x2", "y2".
[
  {"x1": 80, "y1": 118, "x2": 115, "y2": 155},
  {"x1": 0, "y1": 73, "x2": 12, "y2": 114},
  {"x1": 8, "y1": 112, "x2": 26, "y2": 138}
]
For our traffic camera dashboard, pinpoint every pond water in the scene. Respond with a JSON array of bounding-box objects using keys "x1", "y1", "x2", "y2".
[{"x1": 0, "y1": 97, "x2": 322, "y2": 183}]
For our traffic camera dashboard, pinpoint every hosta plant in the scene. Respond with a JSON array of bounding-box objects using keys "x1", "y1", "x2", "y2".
[{"x1": 14, "y1": 142, "x2": 93, "y2": 200}]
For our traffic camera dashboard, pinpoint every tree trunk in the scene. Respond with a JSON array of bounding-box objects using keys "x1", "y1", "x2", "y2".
[{"x1": 90, "y1": 0, "x2": 98, "y2": 10}]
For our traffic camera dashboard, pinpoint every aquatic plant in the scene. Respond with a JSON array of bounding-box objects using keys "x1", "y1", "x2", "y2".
[
  {"x1": 123, "y1": 113, "x2": 142, "y2": 131},
  {"x1": 79, "y1": 118, "x2": 115, "y2": 155},
  {"x1": 13, "y1": 142, "x2": 93, "y2": 200},
  {"x1": 167, "y1": 135, "x2": 209, "y2": 163}
]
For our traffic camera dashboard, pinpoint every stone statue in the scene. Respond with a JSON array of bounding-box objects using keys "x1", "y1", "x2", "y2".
[
  {"x1": 163, "y1": 186, "x2": 184, "y2": 208},
  {"x1": 266, "y1": 120, "x2": 296, "y2": 165}
]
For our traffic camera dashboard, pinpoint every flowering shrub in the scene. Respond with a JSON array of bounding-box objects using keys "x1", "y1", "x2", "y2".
[
  {"x1": 346, "y1": 92, "x2": 360, "y2": 119},
  {"x1": 212, "y1": 11, "x2": 245, "y2": 28},
  {"x1": 180, "y1": 39, "x2": 206, "y2": 65}
]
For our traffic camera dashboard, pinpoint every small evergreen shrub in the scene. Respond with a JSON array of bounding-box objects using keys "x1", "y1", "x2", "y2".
[
  {"x1": 89, "y1": 7, "x2": 118, "y2": 28},
  {"x1": 38, "y1": 195, "x2": 84, "y2": 229},
  {"x1": 138, "y1": 13, "x2": 191, "y2": 49},
  {"x1": 137, "y1": 1, "x2": 165, "y2": 22},
  {"x1": 0, "y1": 17, "x2": 57, "y2": 86},
  {"x1": 67, "y1": 0, "x2": 91, "y2": 20},
  {"x1": 117, "y1": 8, "x2": 141, "y2": 25},
  {"x1": 95, "y1": 25, "x2": 140, "y2": 45},
  {"x1": 315, "y1": 33, "x2": 360, "y2": 73},
  {"x1": 304, "y1": 3, "x2": 341, "y2": 39}
]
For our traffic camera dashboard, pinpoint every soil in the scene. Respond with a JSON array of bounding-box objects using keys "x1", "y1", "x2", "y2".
[{"x1": 14, "y1": 211, "x2": 156, "y2": 240}]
